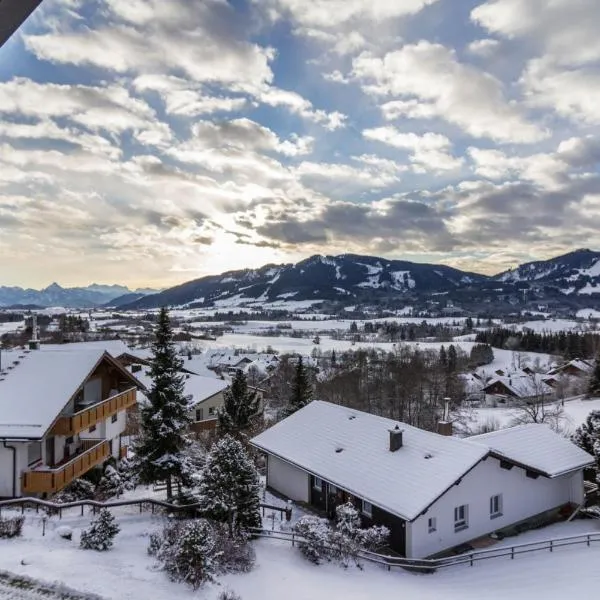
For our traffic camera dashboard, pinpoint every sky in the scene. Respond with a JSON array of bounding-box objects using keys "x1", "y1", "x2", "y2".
[{"x1": 0, "y1": 0, "x2": 599, "y2": 289}]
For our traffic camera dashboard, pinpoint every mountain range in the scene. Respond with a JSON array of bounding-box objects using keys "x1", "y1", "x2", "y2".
[
  {"x1": 0, "y1": 283, "x2": 158, "y2": 309},
  {"x1": 4, "y1": 249, "x2": 600, "y2": 312},
  {"x1": 123, "y1": 249, "x2": 600, "y2": 313}
]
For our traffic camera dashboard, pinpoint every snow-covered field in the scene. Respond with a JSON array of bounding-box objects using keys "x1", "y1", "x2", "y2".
[{"x1": 1, "y1": 502, "x2": 600, "y2": 600}]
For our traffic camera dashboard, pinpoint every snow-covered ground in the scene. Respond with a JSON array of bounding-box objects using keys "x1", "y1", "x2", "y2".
[
  {"x1": 471, "y1": 397, "x2": 600, "y2": 433},
  {"x1": 1, "y1": 502, "x2": 600, "y2": 600}
]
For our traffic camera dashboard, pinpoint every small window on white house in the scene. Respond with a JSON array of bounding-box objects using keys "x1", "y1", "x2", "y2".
[
  {"x1": 313, "y1": 477, "x2": 323, "y2": 490},
  {"x1": 454, "y1": 504, "x2": 468, "y2": 531},
  {"x1": 428, "y1": 517, "x2": 437, "y2": 533},
  {"x1": 89, "y1": 425, "x2": 97, "y2": 433},
  {"x1": 195, "y1": 408, "x2": 204, "y2": 422},
  {"x1": 208, "y1": 407, "x2": 216, "y2": 416},
  {"x1": 362, "y1": 500, "x2": 373, "y2": 518},
  {"x1": 490, "y1": 494, "x2": 503, "y2": 519},
  {"x1": 111, "y1": 414, "x2": 118, "y2": 424}
]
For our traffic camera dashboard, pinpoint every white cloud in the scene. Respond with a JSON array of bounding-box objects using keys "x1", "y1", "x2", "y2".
[
  {"x1": 472, "y1": 0, "x2": 600, "y2": 66},
  {"x1": 353, "y1": 41, "x2": 546, "y2": 143},
  {"x1": 363, "y1": 128, "x2": 464, "y2": 172},
  {"x1": 467, "y1": 38, "x2": 500, "y2": 57}
]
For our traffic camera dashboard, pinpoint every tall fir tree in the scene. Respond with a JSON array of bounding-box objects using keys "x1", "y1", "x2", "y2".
[
  {"x1": 285, "y1": 356, "x2": 312, "y2": 417},
  {"x1": 134, "y1": 308, "x2": 192, "y2": 499},
  {"x1": 198, "y1": 435, "x2": 261, "y2": 537},
  {"x1": 218, "y1": 369, "x2": 259, "y2": 436},
  {"x1": 589, "y1": 354, "x2": 600, "y2": 397}
]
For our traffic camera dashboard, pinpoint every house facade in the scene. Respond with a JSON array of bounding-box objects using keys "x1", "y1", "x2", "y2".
[
  {"x1": 0, "y1": 346, "x2": 141, "y2": 498},
  {"x1": 251, "y1": 401, "x2": 592, "y2": 558}
]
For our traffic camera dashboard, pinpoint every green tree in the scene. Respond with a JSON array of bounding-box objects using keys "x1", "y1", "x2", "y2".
[
  {"x1": 198, "y1": 435, "x2": 261, "y2": 537},
  {"x1": 589, "y1": 354, "x2": 600, "y2": 397},
  {"x1": 285, "y1": 356, "x2": 312, "y2": 416},
  {"x1": 134, "y1": 308, "x2": 192, "y2": 500},
  {"x1": 218, "y1": 370, "x2": 259, "y2": 436}
]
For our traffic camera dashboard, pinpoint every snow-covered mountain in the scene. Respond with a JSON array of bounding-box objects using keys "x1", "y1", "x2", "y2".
[
  {"x1": 124, "y1": 254, "x2": 488, "y2": 309},
  {"x1": 494, "y1": 249, "x2": 600, "y2": 295},
  {"x1": 0, "y1": 283, "x2": 158, "y2": 308}
]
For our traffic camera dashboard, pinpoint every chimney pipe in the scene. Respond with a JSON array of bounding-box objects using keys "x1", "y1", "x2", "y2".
[
  {"x1": 437, "y1": 397, "x2": 453, "y2": 436},
  {"x1": 389, "y1": 425, "x2": 403, "y2": 452}
]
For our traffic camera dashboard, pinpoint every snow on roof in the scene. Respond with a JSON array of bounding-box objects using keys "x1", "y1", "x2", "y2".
[
  {"x1": 42, "y1": 340, "x2": 132, "y2": 357},
  {"x1": 470, "y1": 424, "x2": 594, "y2": 477},
  {"x1": 0, "y1": 348, "x2": 107, "y2": 439},
  {"x1": 132, "y1": 368, "x2": 228, "y2": 408},
  {"x1": 251, "y1": 401, "x2": 488, "y2": 521},
  {"x1": 483, "y1": 373, "x2": 553, "y2": 398}
]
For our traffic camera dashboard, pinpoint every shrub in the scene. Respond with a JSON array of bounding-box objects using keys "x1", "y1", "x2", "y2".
[
  {"x1": 0, "y1": 515, "x2": 24, "y2": 538},
  {"x1": 95, "y1": 465, "x2": 124, "y2": 500},
  {"x1": 218, "y1": 591, "x2": 242, "y2": 600},
  {"x1": 80, "y1": 509, "x2": 120, "y2": 551},
  {"x1": 293, "y1": 516, "x2": 331, "y2": 564},
  {"x1": 150, "y1": 519, "x2": 255, "y2": 589},
  {"x1": 53, "y1": 478, "x2": 95, "y2": 504}
]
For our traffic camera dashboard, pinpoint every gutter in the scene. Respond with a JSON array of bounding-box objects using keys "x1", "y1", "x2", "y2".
[{"x1": 2, "y1": 441, "x2": 18, "y2": 498}]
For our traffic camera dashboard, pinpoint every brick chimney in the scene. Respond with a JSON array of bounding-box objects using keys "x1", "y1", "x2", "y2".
[{"x1": 389, "y1": 425, "x2": 403, "y2": 452}]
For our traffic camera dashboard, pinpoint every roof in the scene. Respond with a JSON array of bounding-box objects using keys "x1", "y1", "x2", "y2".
[
  {"x1": 483, "y1": 373, "x2": 553, "y2": 398},
  {"x1": 0, "y1": 0, "x2": 44, "y2": 48},
  {"x1": 132, "y1": 368, "x2": 228, "y2": 408},
  {"x1": 0, "y1": 348, "x2": 107, "y2": 439},
  {"x1": 470, "y1": 424, "x2": 595, "y2": 477},
  {"x1": 42, "y1": 340, "x2": 132, "y2": 357},
  {"x1": 251, "y1": 401, "x2": 488, "y2": 521}
]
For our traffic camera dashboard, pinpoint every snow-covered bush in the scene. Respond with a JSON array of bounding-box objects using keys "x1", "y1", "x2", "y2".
[
  {"x1": 293, "y1": 516, "x2": 331, "y2": 564},
  {"x1": 293, "y1": 503, "x2": 389, "y2": 568},
  {"x1": 95, "y1": 464, "x2": 124, "y2": 500},
  {"x1": 117, "y1": 456, "x2": 139, "y2": 491},
  {"x1": 0, "y1": 515, "x2": 24, "y2": 538},
  {"x1": 218, "y1": 591, "x2": 242, "y2": 600},
  {"x1": 57, "y1": 526, "x2": 73, "y2": 541},
  {"x1": 53, "y1": 478, "x2": 95, "y2": 503},
  {"x1": 150, "y1": 519, "x2": 220, "y2": 589},
  {"x1": 80, "y1": 509, "x2": 120, "y2": 551},
  {"x1": 150, "y1": 519, "x2": 255, "y2": 589}
]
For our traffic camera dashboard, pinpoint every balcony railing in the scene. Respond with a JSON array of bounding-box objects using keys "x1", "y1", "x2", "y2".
[
  {"x1": 51, "y1": 388, "x2": 137, "y2": 436},
  {"x1": 22, "y1": 440, "x2": 110, "y2": 495}
]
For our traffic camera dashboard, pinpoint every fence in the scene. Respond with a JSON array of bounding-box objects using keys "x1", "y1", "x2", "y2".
[
  {"x1": 0, "y1": 497, "x2": 292, "y2": 521},
  {"x1": 246, "y1": 527, "x2": 600, "y2": 572}
]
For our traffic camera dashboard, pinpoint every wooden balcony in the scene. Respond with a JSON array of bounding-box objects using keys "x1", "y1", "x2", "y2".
[
  {"x1": 51, "y1": 388, "x2": 137, "y2": 437},
  {"x1": 22, "y1": 440, "x2": 110, "y2": 495}
]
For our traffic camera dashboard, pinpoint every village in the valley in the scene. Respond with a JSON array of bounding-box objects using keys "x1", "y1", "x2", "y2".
[{"x1": 1, "y1": 304, "x2": 600, "y2": 599}]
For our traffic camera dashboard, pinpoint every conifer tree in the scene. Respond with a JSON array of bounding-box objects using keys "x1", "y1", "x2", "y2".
[
  {"x1": 198, "y1": 435, "x2": 261, "y2": 537},
  {"x1": 134, "y1": 308, "x2": 192, "y2": 499},
  {"x1": 218, "y1": 370, "x2": 259, "y2": 436},
  {"x1": 80, "y1": 509, "x2": 120, "y2": 551},
  {"x1": 572, "y1": 410, "x2": 600, "y2": 455},
  {"x1": 589, "y1": 354, "x2": 600, "y2": 397},
  {"x1": 284, "y1": 356, "x2": 312, "y2": 417}
]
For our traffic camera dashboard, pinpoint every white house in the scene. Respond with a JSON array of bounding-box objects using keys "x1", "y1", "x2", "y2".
[
  {"x1": 250, "y1": 401, "x2": 593, "y2": 558},
  {"x1": 0, "y1": 345, "x2": 142, "y2": 498}
]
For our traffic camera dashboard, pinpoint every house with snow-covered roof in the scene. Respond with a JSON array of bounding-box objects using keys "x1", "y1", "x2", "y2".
[
  {"x1": 0, "y1": 344, "x2": 143, "y2": 498},
  {"x1": 482, "y1": 372, "x2": 554, "y2": 402},
  {"x1": 250, "y1": 401, "x2": 593, "y2": 558}
]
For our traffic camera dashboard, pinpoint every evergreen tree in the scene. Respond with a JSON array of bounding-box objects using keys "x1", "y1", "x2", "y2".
[
  {"x1": 218, "y1": 370, "x2": 259, "y2": 436},
  {"x1": 589, "y1": 355, "x2": 600, "y2": 397},
  {"x1": 134, "y1": 308, "x2": 192, "y2": 499},
  {"x1": 572, "y1": 410, "x2": 600, "y2": 455},
  {"x1": 447, "y1": 344, "x2": 458, "y2": 373},
  {"x1": 80, "y1": 509, "x2": 120, "y2": 551},
  {"x1": 198, "y1": 435, "x2": 261, "y2": 537},
  {"x1": 439, "y1": 345, "x2": 447, "y2": 368},
  {"x1": 285, "y1": 356, "x2": 312, "y2": 416}
]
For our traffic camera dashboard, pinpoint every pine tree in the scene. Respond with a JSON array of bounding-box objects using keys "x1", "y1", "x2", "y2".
[
  {"x1": 447, "y1": 344, "x2": 458, "y2": 373},
  {"x1": 572, "y1": 410, "x2": 600, "y2": 455},
  {"x1": 134, "y1": 308, "x2": 192, "y2": 499},
  {"x1": 284, "y1": 356, "x2": 312, "y2": 416},
  {"x1": 218, "y1": 370, "x2": 259, "y2": 436},
  {"x1": 198, "y1": 435, "x2": 261, "y2": 537},
  {"x1": 80, "y1": 509, "x2": 120, "y2": 551},
  {"x1": 589, "y1": 354, "x2": 600, "y2": 397}
]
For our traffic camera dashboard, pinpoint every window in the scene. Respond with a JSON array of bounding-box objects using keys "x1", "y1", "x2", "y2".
[
  {"x1": 454, "y1": 504, "x2": 468, "y2": 532},
  {"x1": 208, "y1": 407, "x2": 216, "y2": 416},
  {"x1": 362, "y1": 500, "x2": 373, "y2": 518},
  {"x1": 65, "y1": 436, "x2": 74, "y2": 445},
  {"x1": 313, "y1": 477, "x2": 323, "y2": 490},
  {"x1": 490, "y1": 494, "x2": 503, "y2": 518},
  {"x1": 111, "y1": 414, "x2": 118, "y2": 424},
  {"x1": 428, "y1": 517, "x2": 437, "y2": 533},
  {"x1": 89, "y1": 425, "x2": 97, "y2": 433},
  {"x1": 195, "y1": 408, "x2": 204, "y2": 422}
]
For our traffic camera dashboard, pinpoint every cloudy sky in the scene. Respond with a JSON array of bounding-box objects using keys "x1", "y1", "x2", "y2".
[{"x1": 0, "y1": 0, "x2": 599, "y2": 288}]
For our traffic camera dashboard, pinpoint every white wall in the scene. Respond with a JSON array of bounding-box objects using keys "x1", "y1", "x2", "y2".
[
  {"x1": 407, "y1": 456, "x2": 584, "y2": 558},
  {"x1": 267, "y1": 455, "x2": 309, "y2": 503},
  {"x1": 0, "y1": 442, "x2": 28, "y2": 497}
]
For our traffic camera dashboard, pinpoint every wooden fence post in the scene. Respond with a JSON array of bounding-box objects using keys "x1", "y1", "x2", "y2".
[
  {"x1": 511, "y1": 547, "x2": 514, "y2": 559},
  {"x1": 550, "y1": 541, "x2": 553, "y2": 553}
]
